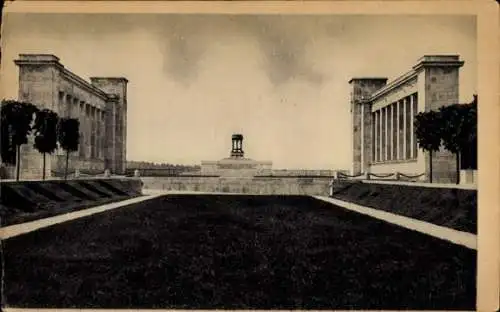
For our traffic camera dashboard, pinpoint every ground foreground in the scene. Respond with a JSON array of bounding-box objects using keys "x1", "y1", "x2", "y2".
[{"x1": 4, "y1": 195, "x2": 476, "y2": 309}]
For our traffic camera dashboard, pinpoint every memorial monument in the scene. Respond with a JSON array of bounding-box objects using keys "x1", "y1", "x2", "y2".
[{"x1": 199, "y1": 134, "x2": 272, "y2": 177}]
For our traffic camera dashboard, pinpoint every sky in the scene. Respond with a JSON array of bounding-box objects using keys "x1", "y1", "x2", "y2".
[{"x1": 1, "y1": 13, "x2": 476, "y2": 170}]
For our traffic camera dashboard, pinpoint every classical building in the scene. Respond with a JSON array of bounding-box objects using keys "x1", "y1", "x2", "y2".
[
  {"x1": 349, "y1": 55, "x2": 465, "y2": 183},
  {"x1": 13, "y1": 54, "x2": 128, "y2": 178}
]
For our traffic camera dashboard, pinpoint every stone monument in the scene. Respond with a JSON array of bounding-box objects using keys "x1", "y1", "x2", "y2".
[
  {"x1": 199, "y1": 134, "x2": 272, "y2": 177},
  {"x1": 230, "y1": 134, "x2": 245, "y2": 158}
]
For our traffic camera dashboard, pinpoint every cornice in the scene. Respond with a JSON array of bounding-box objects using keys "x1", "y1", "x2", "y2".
[{"x1": 15, "y1": 55, "x2": 117, "y2": 102}]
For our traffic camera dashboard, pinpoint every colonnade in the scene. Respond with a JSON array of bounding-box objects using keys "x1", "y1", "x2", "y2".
[
  {"x1": 371, "y1": 92, "x2": 419, "y2": 163},
  {"x1": 58, "y1": 92, "x2": 105, "y2": 160}
]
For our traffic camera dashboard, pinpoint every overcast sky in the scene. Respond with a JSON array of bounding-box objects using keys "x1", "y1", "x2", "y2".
[{"x1": 1, "y1": 13, "x2": 476, "y2": 169}]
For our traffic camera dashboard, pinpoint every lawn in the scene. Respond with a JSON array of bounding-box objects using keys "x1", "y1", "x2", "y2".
[
  {"x1": 4, "y1": 194, "x2": 476, "y2": 309},
  {"x1": 0, "y1": 179, "x2": 143, "y2": 226},
  {"x1": 331, "y1": 181, "x2": 477, "y2": 234}
]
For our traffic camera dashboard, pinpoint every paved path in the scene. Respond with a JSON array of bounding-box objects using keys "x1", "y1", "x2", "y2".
[
  {"x1": 0, "y1": 194, "x2": 164, "y2": 240},
  {"x1": 314, "y1": 196, "x2": 477, "y2": 250}
]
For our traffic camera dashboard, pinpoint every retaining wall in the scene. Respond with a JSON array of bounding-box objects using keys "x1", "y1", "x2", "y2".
[
  {"x1": 0, "y1": 178, "x2": 143, "y2": 226},
  {"x1": 141, "y1": 176, "x2": 334, "y2": 195}
]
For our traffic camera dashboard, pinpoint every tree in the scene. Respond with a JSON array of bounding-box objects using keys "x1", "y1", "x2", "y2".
[
  {"x1": 33, "y1": 109, "x2": 59, "y2": 180},
  {"x1": 469, "y1": 97, "x2": 477, "y2": 162},
  {"x1": 57, "y1": 117, "x2": 80, "y2": 180},
  {"x1": 461, "y1": 96, "x2": 477, "y2": 170},
  {"x1": 0, "y1": 100, "x2": 39, "y2": 181},
  {"x1": 1, "y1": 102, "x2": 16, "y2": 166},
  {"x1": 414, "y1": 110, "x2": 442, "y2": 183},
  {"x1": 439, "y1": 101, "x2": 476, "y2": 185}
]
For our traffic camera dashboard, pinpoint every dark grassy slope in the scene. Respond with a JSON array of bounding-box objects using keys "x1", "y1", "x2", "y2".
[
  {"x1": 0, "y1": 179, "x2": 143, "y2": 226},
  {"x1": 331, "y1": 182, "x2": 477, "y2": 234},
  {"x1": 4, "y1": 195, "x2": 476, "y2": 310}
]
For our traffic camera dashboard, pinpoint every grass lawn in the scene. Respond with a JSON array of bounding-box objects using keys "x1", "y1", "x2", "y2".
[
  {"x1": 1, "y1": 179, "x2": 142, "y2": 226},
  {"x1": 0, "y1": 195, "x2": 142, "y2": 226},
  {"x1": 331, "y1": 182, "x2": 477, "y2": 234},
  {"x1": 4, "y1": 195, "x2": 476, "y2": 309}
]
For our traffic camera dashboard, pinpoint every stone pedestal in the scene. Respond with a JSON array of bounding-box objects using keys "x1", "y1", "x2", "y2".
[
  {"x1": 201, "y1": 157, "x2": 272, "y2": 177},
  {"x1": 460, "y1": 169, "x2": 477, "y2": 185},
  {"x1": 200, "y1": 134, "x2": 273, "y2": 178}
]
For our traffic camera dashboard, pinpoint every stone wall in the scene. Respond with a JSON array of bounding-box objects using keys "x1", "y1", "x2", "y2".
[
  {"x1": 268, "y1": 169, "x2": 341, "y2": 176},
  {"x1": 200, "y1": 158, "x2": 273, "y2": 177},
  {"x1": 141, "y1": 176, "x2": 333, "y2": 196},
  {"x1": 10, "y1": 54, "x2": 128, "y2": 180},
  {"x1": 52, "y1": 155, "x2": 105, "y2": 173}
]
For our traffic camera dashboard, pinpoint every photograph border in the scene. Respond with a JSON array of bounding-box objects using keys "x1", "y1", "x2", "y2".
[{"x1": 1, "y1": 1, "x2": 498, "y2": 311}]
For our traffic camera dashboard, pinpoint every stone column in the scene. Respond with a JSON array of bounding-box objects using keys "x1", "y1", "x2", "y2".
[
  {"x1": 99, "y1": 110, "x2": 103, "y2": 159},
  {"x1": 379, "y1": 109, "x2": 383, "y2": 162},
  {"x1": 410, "y1": 94, "x2": 415, "y2": 159},
  {"x1": 373, "y1": 111, "x2": 380, "y2": 162},
  {"x1": 380, "y1": 108, "x2": 384, "y2": 162},
  {"x1": 58, "y1": 91, "x2": 64, "y2": 114},
  {"x1": 73, "y1": 100, "x2": 80, "y2": 158},
  {"x1": 91, "y1": 107, "x2": 97, "y2": 159},
  {"x1": 397, "y1": 100, "x2": 402, "y2": 160},
  {"x1": 360, "y1": 103, "x2": 365, "y2": 169},
  {"x1": 94, "y1": 107, "x2": 98, "y2": 159},
  {"x1": 95, "y1": 107, "x2": 99, "y2": 159},
  {"x1": 86, "y1": 104, "x2": 91, "y2": 159},
  {"x1": 72, "y1": 97, "x2": 78, "y2": 119},
  {"x1": 362, "y1": 102, "x2": 374, "y2": 172},
  {"x1": 94, "y1": 108, "x2": 98, "y2": 160},
  {"x1": 55, "y1": 93, "x2": 65, "y2": 158},
  {"x1": 65, "y1": 94, "x2": 72, "y2": 118},
  {"x1": 392, "y1": 102, "x2": 397, "y2": 160},
  {"x1": 403, "y1": 97, "x2": 407, "y2": 160},
  {"x1": 389, "y1": 104, "x2": 393, "y2": 160},
  {"x1": 102, "y1": 110, "x2": 106, "y2": 160},
  {"x1": 412, "y1": 93, "x2": 419, "y2": 158},
  {"x1": 371, "y1": 112, "x2": 375, "y2": 164},
  {"x1": 375, "y1": 111, "x2": 379, "y2": 162},
  {"x1": 78, "y1": 101, "x2": 85, "y2": 158},
  {"x1": 384, "y1": 107, "x2": 388, "y2": 161},
  {"x1": 404, "y1": 99, "x2": 408, "y2": 160},
  {"x1": 63, "y1": 94, "x2": 68, "y2": 117}
]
